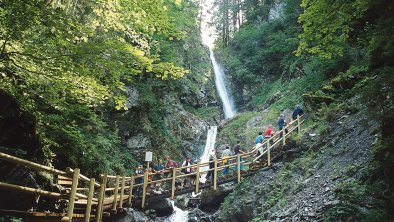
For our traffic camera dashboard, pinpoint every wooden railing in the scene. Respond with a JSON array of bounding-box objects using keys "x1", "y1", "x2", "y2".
[{"x1": 0, "y1": 114, "x2": 304, "y2": 221}]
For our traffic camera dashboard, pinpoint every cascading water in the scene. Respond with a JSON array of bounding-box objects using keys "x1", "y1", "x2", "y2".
[
  {"x1": 210, "y1": 51, "x2": 236, "y2": 118},
  {"x1": 167, "y1": 0, "x2": 236, "y2": 220},
  {"x1": 201, "y1": 1, "x2": 237, "y2": 119},
  {"x1": 165, "y1": 201, "x2": 189, "y2": 222},
  {"x1": 199, "y1": 126, "x2": 217, "y2": 183}
]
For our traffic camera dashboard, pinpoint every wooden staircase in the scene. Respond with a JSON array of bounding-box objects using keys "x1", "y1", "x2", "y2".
[{"x1": 0, "y1": 115, "x2": 304, "y2": 221}]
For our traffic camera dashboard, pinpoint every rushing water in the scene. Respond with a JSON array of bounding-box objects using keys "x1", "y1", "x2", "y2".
[
  {"x1": 201, "y1": 0, "x2": 237, "y2": 119},
  {"x1": 199, "y1": 126, "x2": 218, "y2": 183},
  {"x1": 209, "y1": 51, "x2": 236, "y2": 118},
  {"x1": 167, "y1": 0, "x2": 237, "y2": 220},
  {"x1": 166, "y1": 201, "x2": 189, "y2": 222}
]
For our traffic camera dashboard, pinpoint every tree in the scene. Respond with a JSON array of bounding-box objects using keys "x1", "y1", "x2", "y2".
[{"x1": 296, "y1": 0, "x2": 369, "y2": 59}]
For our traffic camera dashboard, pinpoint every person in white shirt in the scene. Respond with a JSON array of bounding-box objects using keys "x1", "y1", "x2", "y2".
[{"x1": 182, "y1": 157, "x2": 193, "y2": 187}]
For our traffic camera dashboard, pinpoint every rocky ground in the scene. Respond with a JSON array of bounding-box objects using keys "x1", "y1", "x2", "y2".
[{"x1": 214, "y1": 107, "x2": 383, "y2": 221}]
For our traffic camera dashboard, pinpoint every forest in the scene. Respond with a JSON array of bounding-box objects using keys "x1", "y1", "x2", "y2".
[{"x1": 0, "y1": 0, "x2": 393, "y2": 221}]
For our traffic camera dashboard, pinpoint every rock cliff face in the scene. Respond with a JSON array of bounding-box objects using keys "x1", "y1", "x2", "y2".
[
  {"x1": 115, "y1": 52, "x2": 219, "y2": 162},
  {"x1": 214, "y1": 107, "x2": 383, "y2": 221}
]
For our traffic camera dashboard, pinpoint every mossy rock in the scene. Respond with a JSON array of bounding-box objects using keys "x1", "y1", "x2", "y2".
[
  {"x1": 321, "y1": 85, "x2": 335, "y2": 94},
  {"x1": 302, "y1": 93, "x2": 335, "y2": 109}
]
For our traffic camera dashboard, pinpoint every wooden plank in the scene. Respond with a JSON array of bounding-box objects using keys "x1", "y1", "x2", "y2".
[
  {"x1": 58, "y1": 175, "x2": 73, "y2": 181},
  {"x1": 58, "y1": 180, "x2": 73, "y2": 185}
]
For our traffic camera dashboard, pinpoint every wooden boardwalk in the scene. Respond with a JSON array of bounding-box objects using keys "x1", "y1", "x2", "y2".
[{"x1": 0, "y1": 116, "x2": 304, "y2": 221}]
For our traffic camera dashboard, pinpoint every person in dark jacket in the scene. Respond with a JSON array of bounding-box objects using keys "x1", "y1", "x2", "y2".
[
  {"x1": 292, "y1": 105, "x2": 304, "y2": 133},
  {"x1": 278, "y1": 113, "x2": 285, "y2": 138},
  {"x1": 292, "y1": 105, "x2": 304, "y2": 120}
]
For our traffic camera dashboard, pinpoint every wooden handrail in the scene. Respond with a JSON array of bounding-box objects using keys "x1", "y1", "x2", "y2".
[
  {"x1": 0, "y1": 181, "x2": 63, "y2": 198},
  {"x1": 67, "y1": 168, "x2": 100, "y2": 188},
  {"x1": 0, "y1": 152, "x2": 68, "y2": 176}
]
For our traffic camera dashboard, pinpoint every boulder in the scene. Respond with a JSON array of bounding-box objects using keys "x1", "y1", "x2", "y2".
[
  {"x1": 200, "y1": 185, "x2": 233, "y2": 212},
  {"x1": 147, "y1": 198, "x2": 174, "y2": 217}
]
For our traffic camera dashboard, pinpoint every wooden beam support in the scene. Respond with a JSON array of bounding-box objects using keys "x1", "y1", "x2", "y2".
[
  {"x1": 213, "y1": 159, "x2": 217, "y2": 191},
  {"x1": 119, "y1": 176, "x2": 125, "y2": 209},
  {"x1": 110, "y1": 175, "x2": 120, "y2": 214},
  {"x1": 297, "y1": 114, "x2": 301, "y2": 133},
  {"x1": 268, "y1": 140, "x2": 271, "y2": 166},
  {"x1": 141, "y1": 172, "x2": 148, "y2": 208},
  {"x1": 85, "y1": 178, "x2": 95, "y2": 222},
  {"x1": 171, "y1": 168, "x2": 176, "y2": 199},
  {"x1": 96, "y1": 174, "x2": 107, "y2": 222},
  {"x1": 67, "y1": 168, "x2": 80, "y2": 221},
  {"x1": 237, "y1": 154, "x2": 241, "y2": 183},
  {"x1": 128, "y1": 176, "x2": 134, "y2": 206},
  {"x1": 195, "y1": 163, "x2": 200, "y2": 193},
  {"x1": 282, "y1": 128, "x2": 286, "y2": 146}
]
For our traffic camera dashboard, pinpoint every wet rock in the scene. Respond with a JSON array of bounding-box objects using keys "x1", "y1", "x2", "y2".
[
  {"x1": 200, "y1": 185, "x2": 233, "y2": 212},
  {"x1": 0, "y1": 166, "x2": 40, "y2": 211},
  {"x1": 147, "y1": 198, "x2": 174, "y2": 217}
]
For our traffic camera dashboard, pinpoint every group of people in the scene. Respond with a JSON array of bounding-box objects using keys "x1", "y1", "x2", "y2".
[
  {"x1": 133, "y1": 155, "x2": 196, "y2": 195},
  {"x1": 255, "y1": 105, "x2": 304, "y2": 159},
  {"x1": 133, "y1": 106, "x2": 304, "y2": 195}
]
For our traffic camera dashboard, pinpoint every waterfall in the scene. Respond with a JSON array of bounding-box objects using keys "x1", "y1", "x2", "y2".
[
  {"x1": 199, "y1": 126, "x2": 217, "y2": 183},
  {"x1": 167, "y1": 0, "x2": 236, "y2": 220},
  {"x1": 209, "y1": 51, "x2": 236, "y2": 118},
  {"x1": 201, "y1": 0, "x2": 237, "y2": 119}
]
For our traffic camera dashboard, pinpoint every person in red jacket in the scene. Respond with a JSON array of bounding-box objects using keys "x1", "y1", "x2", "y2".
[
  {"x1": 264, "y1": 125, "x2": 274, "y2": 147},
  {"x1": 165, "y1": 156, "x2": 178, "y2": 178}
]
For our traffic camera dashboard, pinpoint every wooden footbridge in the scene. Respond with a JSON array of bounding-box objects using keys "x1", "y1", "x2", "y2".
[{"x1": 0, "y1": 116, "x2": 304, "y2": 221}]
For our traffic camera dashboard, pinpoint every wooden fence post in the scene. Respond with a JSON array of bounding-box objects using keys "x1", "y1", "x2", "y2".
[
  {"x1": 297, "y1": 114, "x2": 301, "y2": 133},
  {"x1": 141, "y1": 172, "x2": 148, "y2": 208},
  {"x1": 111, "y1": 175, "x2": 120, "y2": 213},
  {"x1": 67, "y1": 168, "x2": 79, "y2": 221},
  {"x1": 96, "y1": 174, "x2": 107, "y2": 222},
  {"x1": 268, "y1": 140, "x2": 271, "y2": 166},
  {"x1": 171, "y1": 168, "x2": 176, "y2": 199},
  {"x1": 119, "y1": 176, "x2": 126, "y2": 209},
  {"x1": 237, "y1": 154, "x2": 241, "y2": 183},
  {"x1": 282, "y1": 128, "x2": 286, "y2": 145},
  {"x1": 213, "y1": 159, "x2": 217, "y2": 191},
  {"x1": 85, "y1": 178, "x2": 95, "y2": 222},
  {"x1": 195, "y1": 163, "x2": 200, "y2": 193},
  {"x1": 127, "y1": 176, "x2": 134, "y2": 207}
]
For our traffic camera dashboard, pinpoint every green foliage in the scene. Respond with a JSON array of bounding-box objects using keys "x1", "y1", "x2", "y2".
[
  {"x1": 0, "y1": 0, "x2": 205, "y2": 175},
  {"x1": 296, "y1": 0, "x2": 369, "y2": 59}
]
